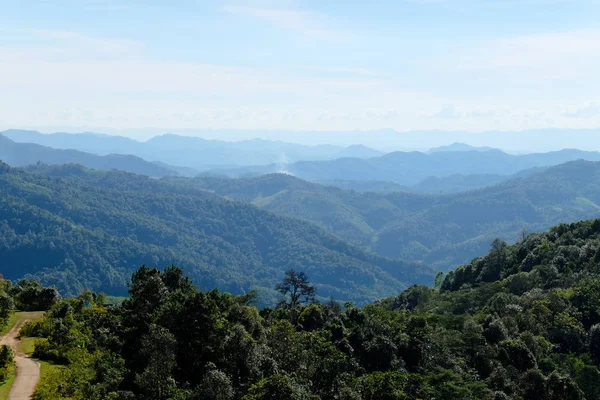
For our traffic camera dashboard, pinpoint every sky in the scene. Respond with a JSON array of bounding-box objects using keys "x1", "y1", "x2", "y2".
[{"x1": 2, "y1": 0, "x2": 600, "y2": 139}]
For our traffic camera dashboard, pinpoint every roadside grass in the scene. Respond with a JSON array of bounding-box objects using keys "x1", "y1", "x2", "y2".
[
  {"x1": 18, "y1": 337, "x2": 37, "y2": 355},
  {"x1": 0, "y1": 314, "x2": 18, "y2": 336},
  {"x1": 2, "y1": 311, "x2": 45, "y2": 336},
  {"x1": 0, "y1": 365, "x2": 16, "y2": 400},
  {"x1": 40, "y1": 361, "x2": 61, "y2": 380}
]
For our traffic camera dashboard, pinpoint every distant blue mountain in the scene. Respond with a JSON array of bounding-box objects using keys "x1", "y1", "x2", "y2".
[
  {"x1": 214, "y1": 147, "x2": 600, "y2": 186},
  {"x1": 1, "y1": 130, "x2": 383, "y2": 171},
  {"x1": 0, "y1": 134, "x2": 176, "y2": 177},
  {"x1": 427, "y1": 142, "x2": 496, "y2": 153}
]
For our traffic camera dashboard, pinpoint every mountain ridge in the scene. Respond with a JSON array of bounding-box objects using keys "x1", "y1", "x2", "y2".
[
  {"x1": 2, "y1": 129, "x2": 383, "y2": 170},
  {"x1": 0, "y1": 162, "x2": 432, "y2": 302},
  {"x1": 0, "y1": 134, "x2": 178, "y2": 177},
  {"x1": 168, "y1": 160, "x2": 600, "y2": 270},
  {"x1": 212, "y1": 148, "x2": 600, "y2": 186}
]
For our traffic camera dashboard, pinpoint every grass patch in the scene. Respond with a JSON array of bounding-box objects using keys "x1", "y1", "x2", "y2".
[
  {"x1": 2, "y1": 311, "x2": 46, "y2": 336},
  {"x1": 33, "y1": 360, "x2": 65, "y2": 398},
  {"x1": 0, "y1": 314, "x2": 18, "y2": 336},
  {"x1": 0, "y1": 365, "x2": 16, "y2": 400},
  {"x1": 18, "y1": 337, "x2": 38, "y2": 355},
  {"x1": 40, "y1": 361, "x2": 62, "y2": 379}
]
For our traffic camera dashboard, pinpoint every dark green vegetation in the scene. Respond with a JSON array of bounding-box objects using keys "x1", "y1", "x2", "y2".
[
  {"x1": 0, "y1": 135, "x2": 178, "y2": 177},
  {"x1": 26, "y1": 219, "x2": 600, "y2": 399},
  {"x1": 170, "y1": 160, "x2": 600, "y2": 270},
  {"x1": 0, "y1": 162, "x2": 430, "y2": 302},
  {"x1": 0, "y1": 279, "x2": 60, "y2": 329},
  {"x1": 214, "y1": 148, "x2": 600, "y2": 186},
  {"x1": 0, "y1": 345, "x2": 13, "y2": 382}
]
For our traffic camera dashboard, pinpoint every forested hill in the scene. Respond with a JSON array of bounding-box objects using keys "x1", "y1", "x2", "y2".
[
  {"x1": 0, "y1": 134, "x2": 177, "y2": 177},
  {"x1": 0, "y1": 162, "x2": 431, "y2": 302},
  {"x1": 21, "y1": 219, "x2": 600, "y2": 400},
  {"x1": 168, "y1": 160, "x2": 600, "y2": 270}
]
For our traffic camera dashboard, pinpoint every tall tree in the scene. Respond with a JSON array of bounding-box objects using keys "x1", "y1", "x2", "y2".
[
  {"x1": 135, "y1": 324, "x2": 177, "y2": 400},
  {"x1": 275, "y1": 269, "x2": 316, "y2": 309}
]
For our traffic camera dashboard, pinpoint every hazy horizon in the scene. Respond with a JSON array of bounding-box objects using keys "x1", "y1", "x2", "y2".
[
  {"x1": 3, "y1": 126, "x2": 600, "y2": 153},
  {"x1": 3, "y1": 1, "x2": 600, "y2": 137}
]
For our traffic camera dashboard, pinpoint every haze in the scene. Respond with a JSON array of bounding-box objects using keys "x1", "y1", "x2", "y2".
[{"x1": 2, "y1": 0, "x2": 600, "y2": 151}]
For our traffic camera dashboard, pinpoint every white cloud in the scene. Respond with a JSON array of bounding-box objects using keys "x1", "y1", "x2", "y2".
[
  {"x1": 220, "y1": 5, "x2": 350, "y2": 42},
  {"x1": 427, "y1": 105, "x2": 464, "y2": 119},
  {"x1": 454, "y1": 30, "x2": 600, "y2": 81},
  {"x1": 0, "y1": 28, "x2": 405, "y2": 130},
  {"x1": 564, "y1": 102, "x2": 600, "y2": 118},
  {"x1": 2, "y1": 25, "x2": 600, "y2": 133},
  {"x1": 301, "y1": 66, "x2": 375, "y2": 76},
  {"x1": 0, "y1": 28, "x2": 143, "y2": 61}
]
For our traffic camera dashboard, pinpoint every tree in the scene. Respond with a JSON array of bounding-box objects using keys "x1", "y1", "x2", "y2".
[
  {"x1": 546, "y1": 372, "x2": 585, "y2": 400},
  {"x1": 590, "y1": 324, "x2": 600, "y2": 365},
  {"x1": 0, "y1": 345, "x2": 13, "y2": 381},
  {"x1": 242, "y1": 375, "x2": 302, "y2": 400},
  {"x1": 0, "y1": 293, "x2": 13, "y2": 328},
  {"x1": 434, "y1": 272, "x2": 445, "y2": 290},
  {"x1": 135, "y1": 324, "x2": 177, "y2": 400},
  {"x1": 275, "y1": 270, "x2": 316, "y2": 309},
  {"x1": 198, "y1": 368, "x2": 234, "y2": 400},
  {"x1": 10, "y1": 280, "x2": 60, "y2": 311}
]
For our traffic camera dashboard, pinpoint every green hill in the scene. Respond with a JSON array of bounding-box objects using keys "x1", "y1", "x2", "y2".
[
  {"x1": 0, "y1": 162, "x2": 431, "y2": 302},
  {"x1": 168, "y1": 161, "x2": 600, "y2": 271},
  {"x1": 24, "y1": 218, "x2": 600, "y2": 400}
]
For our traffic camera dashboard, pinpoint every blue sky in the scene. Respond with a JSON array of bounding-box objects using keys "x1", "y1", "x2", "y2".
[{"x1": 2, "y1": 0, "x2": 600, "y2": 137}]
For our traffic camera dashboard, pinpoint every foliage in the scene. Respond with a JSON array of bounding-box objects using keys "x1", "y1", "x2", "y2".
[
  {"x1": 167, "y1": 160, "x2": 600, "y2": 271},
  {"x1": 0, "y1": 346, "x2": 13, "y2": 381},
  {"x1": 9, "y1": 280, "x2": 60, "y2": 311},
  {"x1": 275, "y1": 269, "x2": 316, "y2": 309},
  {"x1": 0, "y1": 162, "x2": 431, "y2": 303},
  {"x1": 15, "y1": 218, "x2": 600, "y2": 399}
]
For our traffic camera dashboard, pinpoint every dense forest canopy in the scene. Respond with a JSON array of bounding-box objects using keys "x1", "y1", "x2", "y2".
[
  {"x1": 0, "y1": 162, "x2": 431, "y2": 303},
  {"x1": 14, "y1": 218, "x2": 600, "y2": 399},
  {"x1": 165, "y1": 160, "x2": 600, "y2": 270}
]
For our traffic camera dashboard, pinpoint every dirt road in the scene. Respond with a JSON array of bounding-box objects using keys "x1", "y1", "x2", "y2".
[{"x1": 0, "y1": 316, "x2": 41, "y2": 400}]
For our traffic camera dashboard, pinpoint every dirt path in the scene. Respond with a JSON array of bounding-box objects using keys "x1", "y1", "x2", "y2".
[{"x1": 0, "y1": 318, "x2": 41, "y2": 400}]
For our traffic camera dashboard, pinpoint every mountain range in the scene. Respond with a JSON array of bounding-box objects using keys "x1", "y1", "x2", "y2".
[
  {"x1": 2, "y1": 129, "x2": 383, "y2": 171},
  {"x1": 427, "y1": 142, "x2": 496, "y2": 153},
  {"x1": 167, "y1": 160, "x2": 600, "y2": 270},
  {"x1": 0, "y1": 134, "x2": 178, "y2": 177},
  {"x1": 212, "y1": 148, "x2": 600, "y2": 187},
  {"x1": 0, "y1": 162, "x2": 431, "y2": 303},
  {"x1": 23, "y1": 127, "x2": 600, "y2": 152}
]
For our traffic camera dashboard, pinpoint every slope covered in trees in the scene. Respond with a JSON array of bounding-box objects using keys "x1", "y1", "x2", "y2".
[
  {"x1": 0, "y1": 162, "x2": 430, "y2": 302},
  {"x1": 0, "y1": 135, "x2": 178, "y2": 177},
  {"x1": 25, "y1": 219, "x2": 600, "y2": 399},
  {"x1": 313, "y1": 165, "x2": 545, "y2": 195},
  {"x1": 166, "y1": 160, "x2": 600, "y2": 270}
]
